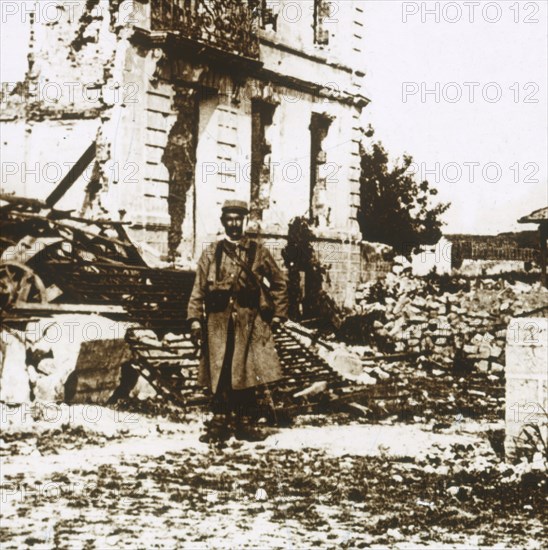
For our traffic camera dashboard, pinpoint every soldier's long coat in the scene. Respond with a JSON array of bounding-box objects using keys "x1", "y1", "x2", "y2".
[{"x1": 186, "y1": 237, "x2": 288, "y2": 393}]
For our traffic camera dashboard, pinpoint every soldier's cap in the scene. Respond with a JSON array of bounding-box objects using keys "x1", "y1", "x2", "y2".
[{"x1": 221, "y1": 199, "x2": 249, "y2": 215}]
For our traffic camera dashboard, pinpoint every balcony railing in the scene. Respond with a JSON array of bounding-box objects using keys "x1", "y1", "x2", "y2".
[{"x1": 151, "y1": 0, "x2": 260, "y2": 60}]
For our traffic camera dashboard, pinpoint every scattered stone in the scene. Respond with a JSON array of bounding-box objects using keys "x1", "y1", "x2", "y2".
[
  {"x1": 490, "y1": 345, "x2": 503, "y2": 358},
  {"x1": 477, "y1": 361, "x2": 489, "y2": 373},
  {"x1": 491, "y1": 362, "x2": 504, "y2": 373},
  {"x1": 373, "y1": 367, "x2": 390, "y2": 380},
  {"x1": 293, "y1": 381, "x2": 328, "y2": 398}
]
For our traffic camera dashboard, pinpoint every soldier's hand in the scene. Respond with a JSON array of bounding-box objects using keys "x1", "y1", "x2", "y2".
[
  {"x1": 271, "y1": 316, "x2": 285, "y2": 330},
  {"x1": 190, "y1": 321, "x2": 202, "y2": 350}
]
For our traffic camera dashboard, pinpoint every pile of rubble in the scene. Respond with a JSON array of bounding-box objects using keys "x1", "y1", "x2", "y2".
[{"x1": 352, "y1": 273, "x2": 548, "y2": 378}]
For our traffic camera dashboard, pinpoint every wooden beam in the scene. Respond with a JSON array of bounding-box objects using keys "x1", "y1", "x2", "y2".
[
  {"x1": 11, "y1": 303, "x2": 127, "y2": 315},
  {"x1": 45, "y1": 141, "x2": 96, "y2": 208},
  {"x1": 540, "y1": 222, "x2": 547, "y2": 287}
]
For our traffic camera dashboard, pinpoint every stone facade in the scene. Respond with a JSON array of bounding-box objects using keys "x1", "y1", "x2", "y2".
[
  {"x1": 1, "y1": 0, "x2": 370, "y2": 304},
  {"x1": 261, "y1": 235, "x2": 363, "y2": 308}
]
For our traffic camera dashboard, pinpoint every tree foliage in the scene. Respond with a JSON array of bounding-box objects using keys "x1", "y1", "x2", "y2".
[{"x1": 357, "y1": 140, "x2": 450, "y2": 255}]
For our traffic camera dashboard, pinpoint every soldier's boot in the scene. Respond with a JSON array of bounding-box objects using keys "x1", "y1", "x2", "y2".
[
  {"x1": 199, "y1": 414, "x2": 232, "y2": 444},
  {"x1": 233, "y1": 415, "x2": 268, "y2": 442}
]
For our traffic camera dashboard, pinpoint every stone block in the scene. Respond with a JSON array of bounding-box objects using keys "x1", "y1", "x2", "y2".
[
  {"x1": 26, "y1": 315, "x2": 130, "y2": 403},
  {"x1": 477, "y1": 344, "x2": 492, "y2": 359},
  {"x1": 490, "y1": 344, "x2": 503, "y2": 358},
  {"x1": 477, "y1": 360, "x2": 489, "y2": 373},
  {"x1": 491, "y1": 362, "x2": 504, "y2": 373},
  {"x1": 505, "y1": 318, "x2": 548, "y2": 461},
  {"x1": 66, "y1": 339, "x2": 132, "y2": 404},
  {"x1": 0, "y1": 330, "x2": 30, "y2": 403}
]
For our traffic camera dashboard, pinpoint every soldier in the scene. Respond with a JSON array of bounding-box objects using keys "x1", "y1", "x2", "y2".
[{"x1": 187, "y1": 200, "x2": 288, "y2": 443}]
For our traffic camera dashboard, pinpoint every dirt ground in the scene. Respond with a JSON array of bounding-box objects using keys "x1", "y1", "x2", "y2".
[{"x1": 1, "y1": 403, "x2": 546, "y2": 549}]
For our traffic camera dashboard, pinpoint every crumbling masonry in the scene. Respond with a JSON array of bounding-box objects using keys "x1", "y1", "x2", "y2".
[{"x1": 1, "y1": 0, "x2": 370, "y2": 306}]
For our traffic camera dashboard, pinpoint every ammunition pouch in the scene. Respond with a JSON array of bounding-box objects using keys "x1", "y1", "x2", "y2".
[
  {"x1": 204, "y1": 287, "x2": 232, "y2": 313},
  {"x1": 235, "y1": 285, "x2": 260, "y2": 309},
  {"x1": 236, "y1": 280, "x2": 274, "y2": 321},
  {"x1": 205, "y1": 282, "x2": 274, "y2": 320}
]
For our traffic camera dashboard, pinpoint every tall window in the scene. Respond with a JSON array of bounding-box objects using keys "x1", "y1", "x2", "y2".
[
  {"x1": 309, "y1": 112, "x2": 333, "y2": 226},
  {"x1": 314, "y1": 0, "x2": 331, "y2": 45},
  {"x1": 250, "y1": 99, "x2": 277, "y2": 220},
  {"x1": 249, "y1": 0, "x2": 278, "y2": 31}
]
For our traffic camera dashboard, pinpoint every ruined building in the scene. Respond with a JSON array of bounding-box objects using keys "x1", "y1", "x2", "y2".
[{"x1": 1, "y1": 0, "x2": 369, "y2": 305}]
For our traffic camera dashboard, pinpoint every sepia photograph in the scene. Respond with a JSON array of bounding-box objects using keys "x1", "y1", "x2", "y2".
[{"x1": 0, "y1": 1, "x2": 546, "y2": 548}]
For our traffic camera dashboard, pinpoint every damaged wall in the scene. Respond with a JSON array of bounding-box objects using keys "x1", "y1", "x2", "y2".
[
  {"x1": 0, "y1": 0, "x2": 193, "y2": 260},
  {"x1": 1, "y1": 0, "x2": 370, "y2": 299},
  {"x1": 1, "y1": 1, "x2": 136, "y2": 211}
]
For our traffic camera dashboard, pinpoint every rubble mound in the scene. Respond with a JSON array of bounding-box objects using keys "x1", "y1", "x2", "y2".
[{"x1": 347, "y1": 272, "x2": 547, "y2": 374}]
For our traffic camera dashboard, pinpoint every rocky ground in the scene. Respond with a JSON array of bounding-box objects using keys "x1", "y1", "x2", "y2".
[
  {"x1": 1, "y1": 403, "x2": 546, "y2": 549},
  {"x1": 1, "y1": 274, "x2": 545, "y2": 548}
]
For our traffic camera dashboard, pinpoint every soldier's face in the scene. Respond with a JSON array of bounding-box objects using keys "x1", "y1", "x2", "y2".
[{"x1": 221, "y1": 212, "x2": 245, "y2": 240}]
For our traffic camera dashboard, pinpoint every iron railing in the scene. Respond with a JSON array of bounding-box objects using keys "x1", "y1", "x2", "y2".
[{"x1": 151, "y1": 0, "x2": 260, "y2": 59}]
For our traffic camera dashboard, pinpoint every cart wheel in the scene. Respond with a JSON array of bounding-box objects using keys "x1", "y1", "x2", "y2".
[{"x1": 0, "y1": 261, "x2": 48, "y2": 309}]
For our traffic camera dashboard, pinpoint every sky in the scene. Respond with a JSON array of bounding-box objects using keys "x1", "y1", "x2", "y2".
[
  {"x1": 1, "y1": 1, "x2": 545, "y2": 236},
  {"x1": 359, "y1": 0, "x2": 547, "y2": 235}
]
